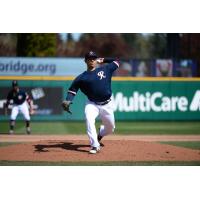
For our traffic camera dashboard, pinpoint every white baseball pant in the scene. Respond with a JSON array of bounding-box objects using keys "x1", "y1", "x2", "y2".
[
  {"x1": 10, "y1": 101, "x2": 30, "y2": 121},
  {"x1": 85, "y1": 99, "x2": 115, "y2": 148}
]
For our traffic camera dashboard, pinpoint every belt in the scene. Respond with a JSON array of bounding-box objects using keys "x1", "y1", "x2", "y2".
[{"x1": 94, "y1": 99, "x2": 111, "y2": 106}]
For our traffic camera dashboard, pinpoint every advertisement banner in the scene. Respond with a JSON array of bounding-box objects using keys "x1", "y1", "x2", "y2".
[
  {"x1": 0, "y1": 57, "x2": 198, "y2": 78},
  {"x1": 132, "y1": 59, "x2": 153, "y2": 77},
  {"x1": 111, "y1": 81, "x2": 200, "y2": 120},
  {"x1": 0, "y1": 87, "x2": 63, "y2": 116},
  {"x1": 0, "y1": 57, "x2": 85, "y2": 76},
  {"x1": 155, "y1": 59, "x2": 173, "y2": 77},
  {"x1": 0, "y1": 80, "x2": 200, "y2": 121},
  {"x1": 174, "y1": 59, "x2": 197, "y2": 77},
  {"x1": 0, "y1": 80, "x2": 86, "y2": 121}
]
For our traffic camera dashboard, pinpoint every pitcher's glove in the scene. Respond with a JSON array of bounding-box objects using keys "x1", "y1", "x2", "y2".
[{"x1": 62, "y1": 100, "x2": 72, "y2": 114}]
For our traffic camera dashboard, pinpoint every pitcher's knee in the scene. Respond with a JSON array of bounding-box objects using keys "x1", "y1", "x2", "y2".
[
  {"x1": 85, "y1": 116, "x2": 95, "y2": 125},
  {"x1": 105, "y1": 126, "x2": 115, "y2": 135}
]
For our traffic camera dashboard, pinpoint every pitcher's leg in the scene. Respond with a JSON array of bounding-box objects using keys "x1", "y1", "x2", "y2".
[
  {"x1": 85, "y1": 103, "x2": 100, "y2": 148},
  {"x1": 99, "y1": 102, "x2": 115, "y2": 137}
]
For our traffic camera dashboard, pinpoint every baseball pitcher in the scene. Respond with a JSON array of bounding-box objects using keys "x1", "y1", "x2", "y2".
[{"x1": 62, "y1": 51, "x2": 120, "y2": 154}]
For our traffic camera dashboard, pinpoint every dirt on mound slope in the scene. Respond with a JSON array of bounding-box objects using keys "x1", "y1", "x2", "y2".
[{"x1": 0, "y1": 139, "x2": 200, "y2": 162}]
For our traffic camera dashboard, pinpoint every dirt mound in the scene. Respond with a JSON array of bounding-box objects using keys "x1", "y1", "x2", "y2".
[{"x1": 0, "y1": 140, "x2": 200, "y2": 162}]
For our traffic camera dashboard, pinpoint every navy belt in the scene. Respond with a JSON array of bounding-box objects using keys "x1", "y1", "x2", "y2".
[{"x1": 94, "y1": 99, "x2": 111, "y2": 106}]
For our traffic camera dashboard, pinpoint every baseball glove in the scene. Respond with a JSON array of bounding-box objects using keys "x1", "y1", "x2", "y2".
[{"x1": 62, "y1": 100, "x2": 72, "y2": 114}]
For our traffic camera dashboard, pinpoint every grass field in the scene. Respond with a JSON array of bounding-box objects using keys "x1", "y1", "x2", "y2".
[
  {"x1": 0, "y1": 142, "x2": 22, "y2": 147},
  {"x1": 0, "y1": 160, "x2": 200, "y2": 166},
  {"x1": 161, "y1": 141, "x2": 200, "y2": 150},
  {"x1": 0, "y1": 121, "x2": 200, "y2": 135}
]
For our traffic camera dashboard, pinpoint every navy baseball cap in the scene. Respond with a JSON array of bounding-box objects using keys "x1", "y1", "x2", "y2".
[
  {"x1": 12, "y1": 80, "x2": 18, "y2": 87},
  {"x1": 85, "y1": 51, "x2": 98, "y2": 60}
]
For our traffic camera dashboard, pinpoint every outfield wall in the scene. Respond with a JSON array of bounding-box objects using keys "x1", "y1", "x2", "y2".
[{"x1": 0, "y1": 77, "x2": 200, "y2": 121}]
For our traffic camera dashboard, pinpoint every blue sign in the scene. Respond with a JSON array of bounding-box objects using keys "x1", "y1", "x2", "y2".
[{"x1": 0, "y1": 57, "x2": 85, "y2": 76}]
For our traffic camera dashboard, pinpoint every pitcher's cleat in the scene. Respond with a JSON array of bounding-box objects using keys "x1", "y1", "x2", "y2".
[
  {"x1": 89, "y1": 146, "x2": 100, "y2": 154},
  {"x1": 9, "y1": 130, "x2": 14, "y2": 135}
]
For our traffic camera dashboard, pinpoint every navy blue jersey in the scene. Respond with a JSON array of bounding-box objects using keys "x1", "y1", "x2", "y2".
[
  {"x1": 7, "y1": 89, "x2": 28, "y2": 105},
  {"x1": 67, "y1": 61, "x2": 119, "y2": 102}
]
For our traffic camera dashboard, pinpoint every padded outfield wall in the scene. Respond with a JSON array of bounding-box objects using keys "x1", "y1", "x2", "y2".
[{"x1": 0, "y1": 77, "x2": 200, "y2": 121}]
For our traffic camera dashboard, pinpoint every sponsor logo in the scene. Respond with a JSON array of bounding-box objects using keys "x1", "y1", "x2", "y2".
[
  {"x1": 190, "y1": 90, "x2": 200, "y2": 111},
  {"x1": 113, "y1": 90, "x2": 200, "y2": 112},
  {"x1": 31, "y1": 88, "x2": 45, "y2": 100}
]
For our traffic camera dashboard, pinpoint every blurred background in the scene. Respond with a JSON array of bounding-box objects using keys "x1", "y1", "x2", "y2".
[
  {"x1": 0, "y1": 33, "x2": 200, "y2": 134},
  {"x1": 0, "y1": 33, "x2": 200, "y2": 77}
]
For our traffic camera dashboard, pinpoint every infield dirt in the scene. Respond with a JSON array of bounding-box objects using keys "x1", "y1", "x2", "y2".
[{"x1": 0, "y1": 135, "x2": 200, "y2": 162}]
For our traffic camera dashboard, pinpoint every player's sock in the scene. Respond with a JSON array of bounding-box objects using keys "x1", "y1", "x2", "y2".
[
  {"x1": 26, "y1": 120, "x2": 31, "y2": 134},
  {"x1": 26, "y1": 120, "x2": 30, "y2": 127},
  {"x1": 9, "y1": 120, "x2": 15, "y2": 134},
  {"x1": 98, "y1": 125, "x2": 105, "y2": 138}
]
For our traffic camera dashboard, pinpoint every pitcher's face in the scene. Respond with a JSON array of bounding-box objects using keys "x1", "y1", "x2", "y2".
[{"x1": 86, "y1": 58, "x2": 98, "y2": 70}]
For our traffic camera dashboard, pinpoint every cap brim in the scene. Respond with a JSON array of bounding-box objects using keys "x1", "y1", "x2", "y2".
[{"x1": 85, "y1": 56, "x2": 98, "y2": 60}]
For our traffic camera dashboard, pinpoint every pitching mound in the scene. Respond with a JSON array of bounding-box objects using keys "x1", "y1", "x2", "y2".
[{"x1": 0, "y1": 139, "x2": 200, "y2": 162}]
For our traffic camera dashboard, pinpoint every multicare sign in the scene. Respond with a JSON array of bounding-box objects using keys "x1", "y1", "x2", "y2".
[
  {"x1": 113, "y1": 91, "x2": 200, "y2": 112},
  {"x1": 111, "y1": 80, "x2": 200, "y2": 120},
  {"x1": 0, "y1": 79, "x2": 200, "y2": 121}
]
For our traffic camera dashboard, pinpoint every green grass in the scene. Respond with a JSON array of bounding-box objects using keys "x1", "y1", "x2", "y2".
[
  {"x1": 0, "y1": 142, "x2": 22, "y2": 147},
  {"x1": 0, "y1": 121, "x2": 200, "y2": 135},
  {"x1": 0, "y1": 160, "x2": 200, "y2": 166},
  {"x1": 160, "y1": 141, "x2": 200, "y2": 150}
]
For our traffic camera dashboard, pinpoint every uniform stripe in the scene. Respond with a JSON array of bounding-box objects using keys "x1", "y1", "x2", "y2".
[
  {"x1": 113, "y1": 61, "x2": 119, "y2": 67},
  {"x1": 68, "y1": 90, "x2": 76, "y2": 95}
]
